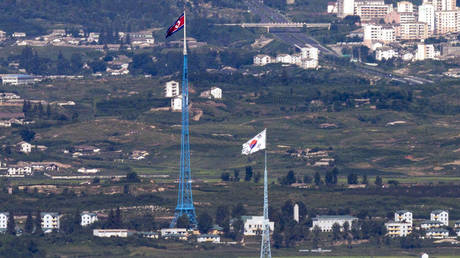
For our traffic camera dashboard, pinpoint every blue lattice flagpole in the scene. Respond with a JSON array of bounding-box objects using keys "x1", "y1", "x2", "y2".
[{"x1": 170, "y1": 10, "x2": 198, "y2": 228}]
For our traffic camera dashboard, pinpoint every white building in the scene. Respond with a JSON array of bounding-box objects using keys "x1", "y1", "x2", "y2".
[
  {"x1": 416, "y1": 44, "x2": 436, "y2": 60},
  {"x1": 338, "y1": 0, "x2": 355, "y2": 18},
  {"x1": 0, "y1": 30, "x2": 6, "y2": 40},
  {"x1": 171, "y1": 95, "x2": 182, "y2": 111},
  {"x1": 376, "y1": 48, "x2": 398, "y2": 60},
  {"x1": 300, "y1": 46, "x2": 319, "y2": 60},
  {"x1": 160, "y1": 228, "x2": 188, "y2": 237},
  {"x1": 430, "y1": 210, "x2": 448, "y2": 226},
  {"x1": 300, "y1": 59, "x2": 319, "y2": 69},
  {"x1": 0, "y1": 212, "x2": 8, "y2": 233},
  {"x1": 1, "y1": 74, "x2": 35, "y2": 85},
  {"x1": 196, "y1": 234, "x2": 220, "y2": 243},
  {"x1": 200, "y1": 87, "x2": 222, "y2": 99},
  {"x1": 81, "y1": 212, "x2": 98, "y2": 226},
  {"x1": 385, "y1": 221, "x2": 412, "y2": 237},
  {"x1": 419, "y1": 4, "x2": 435, "y2": 32},
  {"x1": 327, "y1": 2, "x2": 338, "y2": 14},
  {"x1": 12, "y1": 32, "x2": 26, "y2": 38},
  {"x1": 434, "y1": 10, "x2": 460, "y2": 35},
  {"x1": 41, "y1": 212, "x2": 60, "y2": 231},
  {"x1": 7, "y1": 166, "x2": 32, "y2": 177},
  {"x1": 456, "y1": 228, "x2": 460, "y2": 237},
  {"x1": 291, "y1": 54, "x2": 302, "y2": 64},
  {"x1": 253, "y1": 55, "x2": 272, "y2": 66},
  {"x1": 87, "y1": 32, "x2": 100, "y2": 43},
  {"x1": 431, "y1": 0, "x2": 456, "y2": 11},
  {"x1": 455, "y1": 220, "x2": 460, "y2": 228},
  {"x1": 242, "y1": 216, "x2": 275, "y2": 236},
  {"x1": 397, "y1": 22, "x2": 429, "y2": 40},
  {"x1": 363, "y1": 24, "x2": 395, "y2": 45},
  {"x1": 397, "y1": 1, "x2": 414, "y2": 13},
  {"x1": 311, "y1": 215, "x2": 358, "y2": 232},
  {"x1": 420, "y1": 220, "x2": 444, "y2": 230},
  {"x1": 355, "y1": 1, "x2": 393, "y2": 22},
  {"x1": 395, "y1": 210, "x2": 413, "y2": 225},
  {"x1": 276, "y1": 54, "x2": 293, "y2": 64},
  {"x1": 426, "y1": 228, "x2": 449, "y2": 239},
  {"x1": 18, "y1": 141, "x2": 32, "y2": 153},
  {"x1": 165, "y1": 81, "x2": 180, "y2": 98},
  {"x1": 93, "y1": 229, "x2": 134, "y2": 238},
  {"x1": 77, "y1": 168, "x2": 100, "y2": 174}
]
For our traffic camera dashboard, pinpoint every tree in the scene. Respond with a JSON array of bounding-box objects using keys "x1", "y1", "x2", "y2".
[
  {"x1": 233, "y1": 169, "x2": 240, "y2": 182},
  {"x1": 347, "y1": 173, "x2": 358, "y2": 184},
  {"x1": 198, "y1": 212, "x2": 213, "y2": 233},
  {"x1": 332, "y1": 222, "x2": 341, "y2": 240},
  {"x1": 244, "y1": 166, "x2": 253, "y2": 181},
  {"x1": 115, "y1": 207, "x2": 122, "y2": 228},
  {"x1": 215, "y1": 205, "x2": 229, "y2": 227},
  {"x1": 25, "y1": 212, "x2": 34, "y2": 234},
  {"x1": 375, "y1": 176, "x2": 383, "y2": 187},
  {"x1": 303, "y1": 175, "x2": 312, "y2": 184},
  {"x1": 232, "y1": 203, "x2": 246, "y2": 218},
  {"x1": 362, "y1": 175, "x2": 368, "y2": 184},
  {"x1": 176, "y1": 214, "x2": 191, "y2": 228},
  {"x1": 231, "y1": 218, "x2": 244, "y2": 241},
  {"x1": 34, "y1": 211, "x2": 43, "y2": 235},
  {"x1": 220, "y1": 172, "x2": 230, "y2": 182},
  {"x1": 72, "y1": 209, "x2": 81, "y2": 232},
  {"x1": 332, "y1": 167, "x2": 339, "y2": 184},
  {"x1": 281, "y1": 170, "x2": 296, "y2": 185},
  {"x1": 7, "y1": 212, "x2": 15, "y2": 235},
  {"x1": 107, "y1": 209, "x2": 115, "y2": 228},
  {"x1": 253, "y1": 172, "x2": 261, "y2": 183},
  {"x1": 312, "y1": 225, "x2": 321, "y2": 248},
  {"x1": 314, "y1": 172, "x2": 322, "y2": 186},
  {"x1": 20, "y1": 128, "x2": 36, "y2": 142},
  {"x1": 126, "y1": 172, "x2": 140, "y2": 183},
  {"x1": 343, "y1": 221, "x2": 350, "y2": 232},
  {"x1": 273, "y1": 228, "x2": 284, "y2": 248},
  {"x1": 325, "y1": 171, "x2": 334, "y2": 185},
  {"x1": 281, "y1": 200, "x2": 294, "y2": 221},
  {"x1": 92, "y1": 177, "x2": 100, "y2": 184}
]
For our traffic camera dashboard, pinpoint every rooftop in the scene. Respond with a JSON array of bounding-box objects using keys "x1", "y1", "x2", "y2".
[
  {"x1": 312, "y1": 215, "x2": 358, "y2": 221},
  {"x1": 395, "y1": 210, "x2": 411, "y2": 214},
  {"x1": 431, "y1": 210, "x2": 448, "y2": 215},
  {"x1": 427, "y1": 228, "x2": 449, "y2": 233}
]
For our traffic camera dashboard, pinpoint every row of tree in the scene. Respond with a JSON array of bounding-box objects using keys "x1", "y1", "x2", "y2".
[
  {"x1": 279, "y1": 169, "x2": 385, "y2": 187},
  {"x1": 220, "y1": 166, "x2": 261, "y2": 183}
]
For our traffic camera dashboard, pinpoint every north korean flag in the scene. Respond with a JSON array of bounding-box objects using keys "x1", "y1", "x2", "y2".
[{"x1": 166, "y1": 14, "x2": 185, "y2": 38}]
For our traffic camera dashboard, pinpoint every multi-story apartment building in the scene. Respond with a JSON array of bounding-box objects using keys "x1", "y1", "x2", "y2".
[
  {"x1": 385, "y1": 221, "x2": 412, "y2": 237},
  {"x1": 81, "y1": 212, "x2": 98, "y2": 227},
  {"x1": 338, "y1": 0, "x2": 355, "y2": 18},
  {"x1": 430, "y1": 210, "x2": 449, "y2": 226},
  {"x1": 396, "y1": 22, "x2": 430, "y2": 40},
  {"x1": 0, "y1": 212, "x2": 8, "y2": 233},
  {"x1": 435, "y1": 10, "x2": 460, "y2": 34},
  {"x1": 356, "y1": 3, "x2": 393, "y2": 21},
  {"x1": 41, "y1": 212, "x2": 60, "y2": 231},
  {"x1": 416, "y1": 44, "x2": 436, "y2": 60},
  {"x1": 419, "y1": 4, "x2": 435, "y2": 32},
  {"x1": 395, "y1": 210, "x2": 413, "y2": 225},
  {"x1": 429, "y1": 0, "x2": 456, "y2": 11},
  {"x1": 363, "y1": 24, "x2": 395, "y2": 46},
  {"x1": 397, "y1": 1, "x2": 414, "y2": 13},
  {"x1": 164, "y1": 81, "x2": 180, "y2": 98}
]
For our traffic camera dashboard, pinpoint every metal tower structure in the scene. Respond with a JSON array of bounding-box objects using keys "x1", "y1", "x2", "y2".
[
  {"x1": 170, "y1": 11, "x2": 198, "y2": 228},
  {"x1": 260, "y1": 150, "x2": 272, "y2": 258}
]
